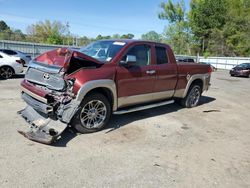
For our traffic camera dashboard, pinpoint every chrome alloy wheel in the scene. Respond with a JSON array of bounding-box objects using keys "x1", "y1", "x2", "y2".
[
  {"x1": 80, "y1": 100, "x2": 107, "y2": 129},
  {"x1": 187, "y1": 86, "x2": 201, "y2": 107},
  {"x1": 0, "y1": 67, "x2": 13, "y2": 79}
]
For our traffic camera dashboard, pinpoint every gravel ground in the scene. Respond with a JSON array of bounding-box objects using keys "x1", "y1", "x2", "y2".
[{"x1": 0, "y1": 70, "x2": 250, "y2": 188}]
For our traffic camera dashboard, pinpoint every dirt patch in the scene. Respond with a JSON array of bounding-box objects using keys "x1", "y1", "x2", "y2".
[
  {"x1": 217, "y1": 78, "x2": 240, "y2": 82},
  {"x1": 103, "y1": 125, "x2": 146, "y2": 144}
]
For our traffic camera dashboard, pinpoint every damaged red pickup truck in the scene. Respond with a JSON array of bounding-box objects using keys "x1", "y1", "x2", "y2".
[{"x1": 18, "y1": 40, "x2": 212, "y2": 144}]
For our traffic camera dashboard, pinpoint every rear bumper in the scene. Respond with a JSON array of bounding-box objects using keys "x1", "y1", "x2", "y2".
[{"x1": 13, "y1": 63, "x2": 24, "y2": 74}]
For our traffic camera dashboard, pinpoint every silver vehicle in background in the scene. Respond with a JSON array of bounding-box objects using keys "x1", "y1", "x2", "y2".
[
  {"x1": 0, "y1": 51, "x2": 24, "y2": 79},
  {"x1": 0, "y1": 49, "x2": 32, "y2": 66}
]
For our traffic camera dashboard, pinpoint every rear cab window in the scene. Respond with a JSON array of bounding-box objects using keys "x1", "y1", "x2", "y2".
[{"x1": 155, "y1": 46, "x2": 168, "y2": 64}]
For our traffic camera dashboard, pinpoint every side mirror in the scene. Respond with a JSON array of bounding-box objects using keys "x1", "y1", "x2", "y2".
[{"x1": 120, "y1": 55, "x2": 137, "y2": 67}]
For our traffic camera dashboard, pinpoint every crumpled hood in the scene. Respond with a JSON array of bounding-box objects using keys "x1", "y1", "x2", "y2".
[{"x1": 34, "y1": 47, "x2": 103, "y2": 69}]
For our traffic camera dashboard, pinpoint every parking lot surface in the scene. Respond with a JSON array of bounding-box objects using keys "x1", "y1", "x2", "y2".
[{"x1": 0, "y1": 70, "x2": 250, "y2": 188}]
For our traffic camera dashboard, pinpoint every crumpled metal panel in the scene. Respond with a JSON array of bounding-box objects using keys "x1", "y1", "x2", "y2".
[
  {"x1": 18, "y1": 106, "x2": 67, "y2": 144},
  {"x1": 25, "y1": 67, "x2": 66, "y2": 91}
]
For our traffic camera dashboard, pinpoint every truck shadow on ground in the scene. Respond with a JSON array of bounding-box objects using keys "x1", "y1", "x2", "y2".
[
  {"x1": 0, "y1": 74, "x2": 25, "y2": 80},
  {"x1": 52, "y1": 96, "x2": 216, "y2": 147}
]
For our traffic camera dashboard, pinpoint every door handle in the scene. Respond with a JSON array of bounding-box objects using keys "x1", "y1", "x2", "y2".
[{"x1": 146, "y1": 70, "x2": 156, "y2": 75}]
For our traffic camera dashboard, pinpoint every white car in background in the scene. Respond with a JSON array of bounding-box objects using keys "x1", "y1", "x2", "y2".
[
  {"x1": 0, "y1": 49, "x2": 32, "y2": 66},
  {"x1": 0, "y1": 52, "x2": 24, "y2": 79}
]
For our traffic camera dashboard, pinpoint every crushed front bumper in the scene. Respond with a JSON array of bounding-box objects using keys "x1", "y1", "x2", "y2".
[
  {"x1": 18, "y1": 85, "x2": 80, "y2": 144},
  {"x1": 18, "y1": 106, "x2": 67, "y2": 144}
]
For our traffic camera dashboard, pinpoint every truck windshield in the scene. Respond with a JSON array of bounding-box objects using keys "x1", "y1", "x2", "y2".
[{"x1": 79, "y1": 41, "x2": 127, "y2": 62}]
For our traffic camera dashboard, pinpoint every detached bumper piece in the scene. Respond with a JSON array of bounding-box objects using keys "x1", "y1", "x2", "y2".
[{"x1": 18, "y1": 105, "x2": 67, "y2": 145}]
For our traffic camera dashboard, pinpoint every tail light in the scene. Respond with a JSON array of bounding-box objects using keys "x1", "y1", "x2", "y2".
[
  {"x1": 16, "y1": 59, "x2": 25, "y2": 65},
  {"x1": 208, "y1": 66, "x2": 213, "y2": 74},
  {"x1": 16, "y1": 60, "x2": 22, "y2": 64}
]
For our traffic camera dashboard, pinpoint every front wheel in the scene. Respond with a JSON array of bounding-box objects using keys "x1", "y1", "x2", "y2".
[
  {"x1": 181, "y1": 84, "x2": 201, "y2": 108},
  {"x1": 71, "y1": 93, "x2": 111, "y2": 134}
]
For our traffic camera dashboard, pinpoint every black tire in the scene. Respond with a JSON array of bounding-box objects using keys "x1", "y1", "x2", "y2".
[
  {"x1": 180, "y1": 84, "x2": 201, "y2": 108},
  {"x1": 71, "y1": 93, "x2": 111, "y2": 134},
  {"x1": 0, "y1": 66, "x2": 14, "y2": 79}
]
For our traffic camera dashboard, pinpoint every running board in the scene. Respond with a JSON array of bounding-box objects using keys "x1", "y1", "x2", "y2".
[{"x1": 113, "y1": 100, "x2": 175, "y2": 115}]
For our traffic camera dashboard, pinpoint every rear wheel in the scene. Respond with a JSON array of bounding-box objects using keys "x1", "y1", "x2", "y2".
[
  {"x1": 0, "y1": 66, "x2": 14, "y2": 79},
  {"x1": 71, "y1": 93, "x2": 111, "y2": 134},
  {"x1": 181, "y1": 84, "x2": 201, "y2": 108}
]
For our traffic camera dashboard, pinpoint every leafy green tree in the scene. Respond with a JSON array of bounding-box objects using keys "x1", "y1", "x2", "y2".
[
  {"x1": 159, "y1": 0, "x2": 191, "y2": 54},
  {"x1": 223, "y1": 0, "x2": 250, "y2": 56},
  {"x1": 120, "y1": 33, "x2": 134, "y2": 39},
  {"x1": 0, "y1": 20, "x2": 10, "y2": 32},
  {"x1": 10, "y1": 29, "x2": 26, "y2": 41},
  {"x1": 112, "y1": 34, "x2": 121, "y2": 39},
  {"x1": 46, "y1": 33, "x2": 63, "y2": 44},
  {"x1": 159, "y1": 0, "x2": 185, "y2": 23},
  {"x1": 0, "y1": 20, "x2": 12, "y2": 40},
  {"x1": 96, "y1": 35, "x2": 111, "y2": 40},
  {"x1": 78, "y1": 36, "x2": 93, "y2": 46},
  {"x1": 141, "y1": 31, "x2": 162, "y2": 42},
  {"x1": 95, "y1": 33, "x2": 134, "y2": 40},
  {"x1": 189, "y1": 0, "x2": 227, "y2": 54},
  {"x1": 26, "y1": 20, "x2": 67, "y2": 44}
]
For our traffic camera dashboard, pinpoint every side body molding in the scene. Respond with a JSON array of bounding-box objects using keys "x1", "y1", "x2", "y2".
[
  {"x1": 174, "y1": 73, "x2": 211, "y2": 98},
  {"x1": 76, "y1": 79, "x2": 118, "y2": 111}
]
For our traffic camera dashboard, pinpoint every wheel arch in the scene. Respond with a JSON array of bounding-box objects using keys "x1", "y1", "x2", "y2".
[
  {"x1": 0, "y1": 65, "x2": 15, "y2": 79},
  {"x1": 0, "y1": 65, "x2": 15, "y2": 74},
  {"x1": 191, "y1": 79, "x2": 203, "y2": 90},
  {"x1": 76, "y1": 79, "x2": 117, "y2": 111},
  {"x1": 180, "y1": 74, "x2": 210, "y2": 98}
]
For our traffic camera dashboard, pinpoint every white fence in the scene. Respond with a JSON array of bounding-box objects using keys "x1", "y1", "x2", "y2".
[
  {"x1": 1, "y1": 40, "x2": 250, "y2": 70},
  {"x1": 199, "y1": 57, "x2": 250, "y2": 70},
  {"x1": 0, "y1": 40, "x2": 70, "y2": 58},
  {"x1": 176, "y1": 55, "x2": 250, "y2": 70}
]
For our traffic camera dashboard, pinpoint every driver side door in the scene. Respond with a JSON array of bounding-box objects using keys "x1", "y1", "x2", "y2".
[{"x1": 116, "y1": 44, "x2": 156, "y2": 108}]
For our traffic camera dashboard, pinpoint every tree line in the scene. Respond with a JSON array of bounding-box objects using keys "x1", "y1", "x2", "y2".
[
  {"x1": 0, "y1": 0, "x2": 249, "y2": 57},
  {"x1": 158, "y1": 0, "x2": 250, "y2": 57},
  {"x1": 0, "y1": 20, "x2": 135, "y2": 46}
]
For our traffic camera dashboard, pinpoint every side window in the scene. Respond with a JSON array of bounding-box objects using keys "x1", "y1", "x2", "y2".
[
  {"x1": 0, "y1": 55, "x2": 2, "y2": 58},
  {"x1": 155, "y1": 46, "x2": 168, "y2": 64},
  {"x1": 3, "y1": 50, "x2": 17, "y2": 55},
  {"x1": 122, "y1": 45, "x2": 151, "y2": 66}
]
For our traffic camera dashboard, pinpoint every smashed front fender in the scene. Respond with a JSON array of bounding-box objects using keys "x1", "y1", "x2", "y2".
[{"x1": 18, "y1": 106, "x2": 68, "y2": 145}]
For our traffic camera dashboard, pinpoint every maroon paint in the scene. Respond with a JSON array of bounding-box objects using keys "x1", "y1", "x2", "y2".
[{"x1": 25, "y1": 40, "x2": 211, "y2": 100}]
